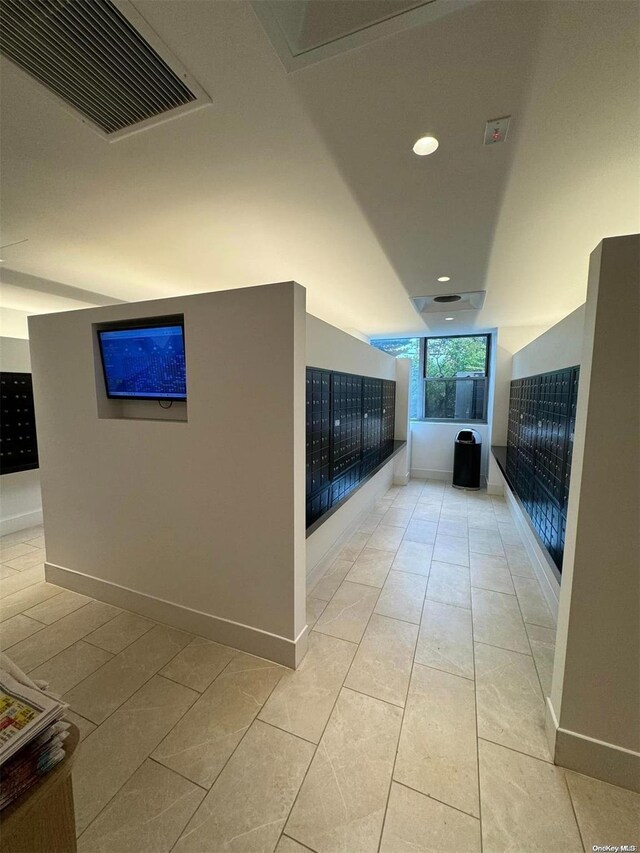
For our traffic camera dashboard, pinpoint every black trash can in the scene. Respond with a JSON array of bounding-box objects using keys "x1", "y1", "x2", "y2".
[{"x1": 453, "y1": 428, "x2": 482, "y2": 490}]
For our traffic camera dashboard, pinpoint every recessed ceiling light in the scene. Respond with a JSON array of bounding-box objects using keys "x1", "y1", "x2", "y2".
[
  {"x1": 413, "y1": 135, "x2": 439, "y2": 156},
  {"x1": 437, "y1": 276, "x2": 450, "y2": 282},
  {"x1": 445, "y1": 317, "x2": 454, "y2": 321}
]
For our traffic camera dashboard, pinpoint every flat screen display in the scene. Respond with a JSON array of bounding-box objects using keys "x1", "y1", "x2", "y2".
[{"x1": 98, "y1": 323, "x2": 187, "y2": 400}]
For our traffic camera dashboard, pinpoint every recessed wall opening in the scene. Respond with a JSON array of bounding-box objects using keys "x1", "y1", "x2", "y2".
[{"x1": 93, "y1": 314, "x2": 188, "y2": 422}]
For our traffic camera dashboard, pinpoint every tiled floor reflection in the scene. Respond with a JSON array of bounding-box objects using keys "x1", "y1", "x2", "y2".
[{"x1": 1, "y1": 485, "x2": 638, "y2": 852}]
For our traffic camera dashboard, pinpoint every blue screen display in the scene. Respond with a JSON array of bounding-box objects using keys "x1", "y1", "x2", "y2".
[{"x1": 98, "y1": 324, "x2": 187, "y2": 400}]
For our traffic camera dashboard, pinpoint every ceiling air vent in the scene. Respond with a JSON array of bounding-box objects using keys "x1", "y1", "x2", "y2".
[
  {"x1": 0, "y1": 0, "x2": 211, "y2": 140},
  {"x1": 410, "y1": 291, "x2": 486, "y2": 316}
]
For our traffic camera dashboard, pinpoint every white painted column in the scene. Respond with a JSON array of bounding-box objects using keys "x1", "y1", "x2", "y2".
[{"x1": 547, "y1": 235, "x2": 640, "y2": 791}]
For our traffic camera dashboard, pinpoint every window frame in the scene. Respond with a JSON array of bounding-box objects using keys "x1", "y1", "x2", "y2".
[
  {"x1": 370, "y1": 333, "x2": 492, "y2": 424},
  {"x1": 421, "y1": 333, "x2": 491, "y2": 423}
]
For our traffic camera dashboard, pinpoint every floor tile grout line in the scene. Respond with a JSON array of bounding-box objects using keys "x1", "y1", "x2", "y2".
[
  {"x1": 67, "y1": 631, "x2": 204, "y2": 728},
  {"x1": 258, "y1": 717, "x2": 319, "y2": 747},
  {"x1": 53, "y1": 624, "x2": 172, "y2": 704},
  {"x1": 470, "y1": 584, "x2": 516, "y2": 597},
  {"x1": 0, "y1": 557, "x2": 44, "y2": 573},
  {"x1": 0, "y1": 525, "x2": 44, "y2": 542},
  {"x1": 377, "y1": 567, "x2": 437, "y2": 852},
  {"x1": 474, "y1": 639, "x2": 535, "y2": 659},
  {"x1": 3, "y1": 612, "x2": 48, "y2": 634},
  {"x1": 78, "y1": 641, "x2": 251, "y2": 845},
  {"x1": 260, "y1": 660, "x2": 345, "y2": 851},
  {"x1": 506, "y1": 559, "x2": 551, "y2": 703},
  {"x1": 388, "y1": 565, "x2": 432, "y2": 580},
  {"x1": 145, "y1": 755, "x2": 209, "y2": 793},
  {"x1": 0, "y1": 572, "x2": 49, "y2": 600},
  {"x1": 561, "y1": 769, "x2": 588, "y2": 853},
  {"x1": 412, "y1": 657, "x2": 475, "y2": 682},
  {"x1": 22, "y1": 593, "x2": 94, "y2": 625},
  {"x1": 477, "y1": 736, "x2": 555, "y2": 767},
  {"x1": 24, "y1": 604, "x2": 163, "y2": 684},
  {"x1": 470, "y1": 566, "x2": 485, "y2": 853},
  {"x1": 0, "y1": 545, "x2": 47, "y2": 569},
  {"x1": 477, "y1": 494, "x2": 556, "y2": 764},
  {"x1": 378, "y1": 639, "x2": 418, "y2": 853},
  {"x1": 343, "y1": 679, "x2": 409, "y2": 712},
  {"x1": 278, "y1": 536, "x2": 393, "y2": 852},
  {"x1": 523, "y1": 617, "x2": 558, "y2": 631},
  {"x1": 167, "y1": 658, "x2": 289, "y2": 852},
  {"x1": 14, "y1": 601, "x2": 123, "y2": 674},
  {"x1": 76, "y1": 671, "x2": 204, "y2": 846},
  {"x1": 393, "y1": 780, "x2": 482, "y2": 823},
  {"x1": 155, "y1": 667, "x2": 217, "y2": 695},
  {"x1": 0, "y1": 581, "x2": 66, "y2": 614},
  {"x1": 0, "y1": 538, "x2": 42, "y2": 553},
  {"x1": 81, "y1": 616, "x2": 157, "y2": 656},
  {"x1": 424, "y1": 593, "x2": 471, "y2": 613},
  {"x1": 280, "y1": 834, "x2": 317, "y2": 852}
]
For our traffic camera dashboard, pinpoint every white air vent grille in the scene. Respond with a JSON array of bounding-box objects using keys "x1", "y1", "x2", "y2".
[
  {"x1": 0, "y1": 0, "x2": 208, "y2": 137},
  {"x1": 410, "y1": 291, "x2": 486, "y2": 315}
]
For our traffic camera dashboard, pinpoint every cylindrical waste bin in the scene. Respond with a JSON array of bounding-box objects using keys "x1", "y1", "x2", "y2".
[{"x1": 453, "y1": 428, "x2": 482, "y2": 490}]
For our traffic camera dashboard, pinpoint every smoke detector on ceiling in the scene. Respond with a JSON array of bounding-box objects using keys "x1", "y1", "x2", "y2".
[
  {"x1": 484, "y1": 116, "x2": 511, "y2": 145},
  {"x1": 410, "y1": 291, "x2": 486, "y2": 316}
]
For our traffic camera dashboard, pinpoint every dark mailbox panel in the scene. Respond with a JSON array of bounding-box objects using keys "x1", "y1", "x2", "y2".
[
  {"x1": 506, "y1": 365, "x2": 579, "y2": 571},
  {"x1": 0, "y1": 372, "x2": 39, "y2": 475},
  {"x1": 306, "y1": 368, "x2": 396, "y2": 528}
]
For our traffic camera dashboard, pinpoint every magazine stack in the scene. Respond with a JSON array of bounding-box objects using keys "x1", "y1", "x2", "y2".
[{"x1": 0, "y1": 655, "x2": 70, "y2": 810}]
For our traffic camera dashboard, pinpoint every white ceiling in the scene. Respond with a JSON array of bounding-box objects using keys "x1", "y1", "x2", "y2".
[{"x1": 0, "y1": 0, "x2": 637, "y2": 340}]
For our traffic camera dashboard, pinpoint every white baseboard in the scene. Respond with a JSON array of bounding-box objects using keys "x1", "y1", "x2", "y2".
[
  {"x1": 411, "y1": 468, "x2": 489, "y2": 490},
  {"x1": 0, "y1": 509, "x2": 43, "y2": 536},
  {"x1": 486, "y1": 482, "x2": 504, "y2": 496},
  {"x1": 393, "y1": 473, "x2": 410, "y2": 486},
  {"x1": 546, "y1": 697, "x2": 640, "y2": 792},
  {"x1": 410, "y1": 468, "x2": 452, "y2": 481},
  {"x1": 45, "y1": 562, "x2": 306, "y2": 669}
]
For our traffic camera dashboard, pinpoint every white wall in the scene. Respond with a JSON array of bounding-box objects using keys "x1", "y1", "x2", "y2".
[
  {"x1": 410, "y1": 421, "x2": 489, "y2": 483},
  {"x1": 0, "y1": 309, "x2": 30, "y2": 340},
  {"x1": 549, "y1": 236, "x2": 639, "y2": 790},
  {"x1": 511, "y1": 306, "x2": 585, "y2": 380},
  {"x1": 29, "y1": 282, "x2": 307, "y2": 667},
  {"x1": 0, "y1": 336, "x2": 43, "y2": 534},
  {"x1": 306, "y1": 314, "x2": 395, "y2": 379},
  {"x1": 305, "y1": 315, "x2": 407, "y2": 579},
  {"x1": 484, "y1": 1, "x2": 639, "y2": 330}
]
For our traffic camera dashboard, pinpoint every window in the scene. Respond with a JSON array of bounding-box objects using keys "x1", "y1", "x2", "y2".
[
  {"x1": 372, "y1": 334, "x2": 490, "y2": 422},
  {"x1": 424, "y1": 334, "x2": 489, "y2": 421},
  {"x1": 370, "y1": 338, "x2": 420, "y2": 419}
]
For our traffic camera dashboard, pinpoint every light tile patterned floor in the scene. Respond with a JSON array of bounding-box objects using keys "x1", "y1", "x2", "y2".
[{"x1": 1, "y1": 483, "x2": 638, "y2": 852}]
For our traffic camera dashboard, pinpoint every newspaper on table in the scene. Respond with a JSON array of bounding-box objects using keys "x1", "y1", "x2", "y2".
[
  {"x1": 0, "y1": 668, "x2": 66, "y2": 766},
  {"x1": 0, "y1": 655, "x2": 71, "y2": 809}
]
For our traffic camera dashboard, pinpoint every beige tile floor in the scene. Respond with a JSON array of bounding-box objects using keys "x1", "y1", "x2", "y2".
[{"x1": 1, "y1": 483, "x2": 638, "y2": 852}]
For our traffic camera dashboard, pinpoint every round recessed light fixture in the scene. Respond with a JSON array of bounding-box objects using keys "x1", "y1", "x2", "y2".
[
  {"x1": 413, "y1": 135, "x2": 439, "y2": 156},
  {"x1": 437, "y1": 276, "x2": 450, "y2": 282},
  {"x1": 445, "y1": 317, "x2": 454, "y2": 321}
]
